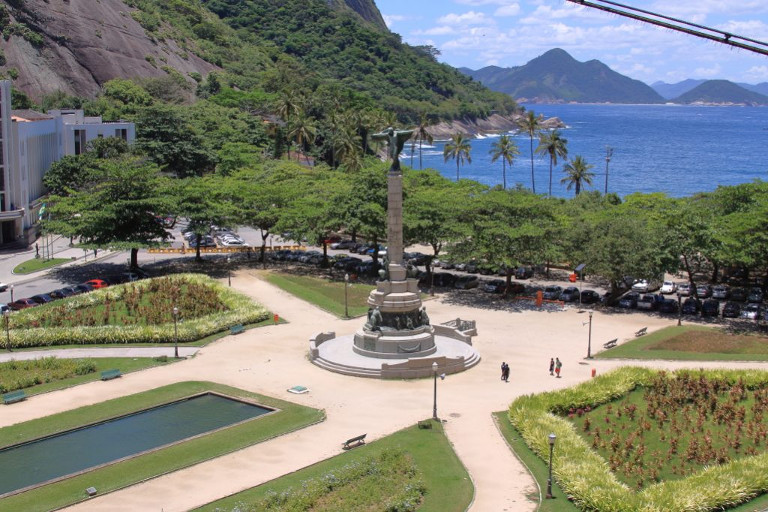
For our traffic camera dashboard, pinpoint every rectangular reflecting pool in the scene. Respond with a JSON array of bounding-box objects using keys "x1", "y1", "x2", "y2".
[{"x1": 0, "y1": 393, "x2": 272, "y2": 496}]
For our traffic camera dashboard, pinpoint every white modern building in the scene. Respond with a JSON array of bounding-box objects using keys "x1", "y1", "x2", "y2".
[{"x1": 0, "y1": 81, "x2": 135, "y2": 247}]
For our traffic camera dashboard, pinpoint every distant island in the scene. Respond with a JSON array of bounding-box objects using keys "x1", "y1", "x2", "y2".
[{"x1": 460, "y1": 49, "x2": 768, "y2": 106}]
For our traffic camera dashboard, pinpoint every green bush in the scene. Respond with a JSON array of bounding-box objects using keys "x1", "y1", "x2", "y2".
[{"x1": 0, "y1": 357, "x2": 97, "y2": 393}]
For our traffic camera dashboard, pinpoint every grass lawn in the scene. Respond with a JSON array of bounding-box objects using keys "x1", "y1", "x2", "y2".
[
  {"x1": 595, "y1": 325, "x2": 768, "y2": 361},
  {"x1": 265, "y1": 272, "x2": 375, "y2": 318},
  {"x1": 195, "y1": 420, "x2": 473, "y2": 512},
  {"x1": 0, "y1": 381, "x2": 324, "y2": 512},
  {"x1": 493, "y1": 412, "x2": 577, "y2": 512},
  {"x1": 13, "y1": 257, "x2": 71, "y2": 274},
  {"x1": 0, "y1": 356, "x2": 176, "y2": 396}
]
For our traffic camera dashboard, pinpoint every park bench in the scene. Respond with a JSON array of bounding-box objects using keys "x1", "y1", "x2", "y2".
[
  {"x1": 230, "y1": 324, "x2": 245, "y2": 335},
  {"x1": 100, "y1": 369, "x2": 122, "y2": 381},
  {"x1": 342, "y1": 433, "x2": 367, "y2": 450},
  {"x1": 603, "y1": 339, "x2": 618, "y2": 349},
  {"x1": 3, "y1": 390, "x2": 26, "y2": 404},
  {"x1": 634, "y1": 327, "x2": 648, "y2": 337}
]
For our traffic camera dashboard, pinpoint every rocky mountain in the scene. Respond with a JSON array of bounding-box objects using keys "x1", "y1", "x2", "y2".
[
  {"x1": 671, "y1": 80, "x2": 768, "y2": 106},
  {"x1": 651, "y1": 79, "x2": 706, "y2": 100},
  {"x1": 461, "y1": 48, "x2": 665, "y2": 104},
  {"x1": 328, "y1": 0, "x2": 388, "y2": 30}
]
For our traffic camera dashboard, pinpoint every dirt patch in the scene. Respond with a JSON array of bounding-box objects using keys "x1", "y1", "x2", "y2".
[{"x1": 650, "y1": 330, "x2": 768, "y2": 354}]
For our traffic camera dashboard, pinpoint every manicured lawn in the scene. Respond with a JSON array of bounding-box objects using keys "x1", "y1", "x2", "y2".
[
  {"x1": 493, "y1": 411, "x2": 577, "y2": 512},
  {"x1": 265, "y1": 272, "x2": 375, "y2": 318},
  {"x1": 595, "y1": 325, "x2": 768, "y2": 361},
  {"x1": 0, "y1": 356, "x2": 176, "y2": 395},
  {"x1": 13, "y1": 257, "x2": 71, "y2": 274},
  {"x1": 195, "y1": 420, "x2": 473, "y2": 512},
  {"x1": 0, "y1": 381, "x2": 324, "y2": 511}
]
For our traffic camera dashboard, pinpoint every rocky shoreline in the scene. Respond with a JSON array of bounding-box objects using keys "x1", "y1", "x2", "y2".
[{"x1": 427, "y1": 113, "x2": 565, "y2": 139}]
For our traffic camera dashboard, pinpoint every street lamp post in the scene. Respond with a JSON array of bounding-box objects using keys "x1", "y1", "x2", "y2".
[
  {"x1": 546, "y1": 433, "x2": 557, "y2": 499},
  {"x1": 344, "y1": 273, "x2": 349, "y2": 318},
  {"x1": 677, "y1": 292, "x2": 682, "y2": 326},
  {"x1": 604, "y1": 146, "x2": 613, "y2": 195},
  {"x1": 172, "y1": 306, "x2": 179, "y2": 359},
  {"x1": 432, "y1": 361, "x2": 439, "y2": 420},
  {"x1": 227, "y1": 255, "x2": 231, "y2": 287},
  {"x1": 587, "y1": 311, "x2": 593, "y2": 359},
  {"x1": 3, "y1": 310, "x2": 11, "y2": 352},
  {"x1": 9, "y1": 284, "x2": 13, "y2": 303}
]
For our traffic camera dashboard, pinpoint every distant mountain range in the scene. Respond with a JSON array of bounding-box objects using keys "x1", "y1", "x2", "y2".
[{"x1": 460, "y1": 49, "x2": 768, "y2": 105}]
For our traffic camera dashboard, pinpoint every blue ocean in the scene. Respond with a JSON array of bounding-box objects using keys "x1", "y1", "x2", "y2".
[{"x1": 408, "y1": 104, "x2": 768, "y2": 198}]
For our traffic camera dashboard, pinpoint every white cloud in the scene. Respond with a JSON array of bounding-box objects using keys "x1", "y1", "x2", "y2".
[
  {"x1": 693, "y1": 64, "x2": 723, "y2": 77},
  {"x1": 382, "y1": 14, "x2": 406, "y2": 29},
  {"x1": 494, "y1": 4, "x2": 520, "y2": 17},
  {"x1": 744, "y1": 65, "x2": 768, "y2": 82},
  {"x1": 454, "y1": 0, "x2": 511, "y2": 5},
  {"x1": 418, "y1": 26, "x2": 455, "y2": 36},
  {"x1": 437, "y1": 11, "x2": 495, "y2": 26}
]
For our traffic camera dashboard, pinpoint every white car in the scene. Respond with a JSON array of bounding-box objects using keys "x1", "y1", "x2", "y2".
[
  {"x1": 220, "y1": 238, "x2": 249, "y2": 247},
  {"x1": 632, "y1": 279, "x2": 660, "y2": 292},
  {"x1": 0, "y1": 282, "x2": 7, "y2": 292},
  {"x1": 660, "y1": 281, "x2": 677, "y2": 294}
]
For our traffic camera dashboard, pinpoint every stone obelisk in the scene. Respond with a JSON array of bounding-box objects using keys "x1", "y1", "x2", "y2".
[{"x1": 353, "y1": 128, "x2": 436, "y2": 359}]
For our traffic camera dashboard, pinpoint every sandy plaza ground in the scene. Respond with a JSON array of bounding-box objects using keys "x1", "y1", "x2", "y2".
[{"x1": 2, "y1": 268, "x2": 767, "y2": 512}]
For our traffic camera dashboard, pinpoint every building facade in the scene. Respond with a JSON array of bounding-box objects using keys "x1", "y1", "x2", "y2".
[{"x1": 0, "y1": 81, "x2": 135, "y2": 247}]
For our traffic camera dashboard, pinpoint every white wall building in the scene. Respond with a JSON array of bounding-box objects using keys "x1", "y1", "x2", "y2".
[{"x1": 0, "y1": 81, "x2": 135, "y2": 247}]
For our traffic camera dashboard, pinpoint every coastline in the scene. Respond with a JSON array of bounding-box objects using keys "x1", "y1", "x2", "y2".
[{"x1": 427, "y1": 113, "x2": 565, "y2": 139}]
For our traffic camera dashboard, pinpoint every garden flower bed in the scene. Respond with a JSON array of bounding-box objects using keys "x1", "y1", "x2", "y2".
[
  {"x1": 5, "y1": 274, "x2": 269, "y2": 348},
  {"x1": 508, "y1": 367, "x2": 768, "y2": 511}
]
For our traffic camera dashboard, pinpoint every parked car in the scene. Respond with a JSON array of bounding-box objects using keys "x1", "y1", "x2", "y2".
[
  {"x1": 334, "y1": 257, "x2": 363, "y2": 272},
  {"x1": 331, "y1": 239, "x2": 356, "y2": 250},
  {"x1": 454, "y1": 275, "x2": 480, "y2": 290},
  {"x1": 85, "y1": 279, "x2": 109, "y2": 289},
  {"x1": 560, "y1": 287, "x2": 580, "y2": 302},
  {"x1": 0, "y1": 303, "x2": 9, "y2": 314},
  {"x1": 188, "y1": 236, "x2": 216, "y2": 248},
  {"x1": 355, "y1": 260, "x2": 379, "y2": 276},
  {"x1": 31, "y1": 293, "x2": 55, "y2": 304},
  {"x1": 431, "y1": 273, "x2": 457, "y2": 287},
  {"x1": 298, "y1": 250, "x2": 323, "y2": 264},
  {"x1": 220, "y1": 237, "x2": 248, "y2": 247},
  {"x1": 404, "y1": 252, "x2": 429, "y2": 266},
  {"x1": 49, "y1": 288, "x2": 76, "y2": 299},
  {"x1": 618, "y1": 292, "x2": 640, "y2": 309},
  {"x1": 711, "y1": 285, "x2": 730, "y2": 300},
  {"x1": 74, "y1": 283, "x2": 95, "y2": 294},
  {"x1": 682, "y1": 297, "x2": 701, "y2": 315},
  {"x1": 515, "y1": 266, "x2": 534, "y2": 279},
  {"x1": 659, "y1": 298, "x2": 679, "y2": 314},
  {"x1": 701, "y1": 299, "x2": 720, "y2": 317},
  {"x1": 637, "y1": 294, "x2": 662, "y2": 311},
  {"x1": 722, "y1": 301, "x2": 741, "y2": 318},
  {"x1": 677, "y1": 282, "x2": 691, "y2": 296},
  {"x1": 505, "y1": 282, "x2": 526, "y2": 295},
  {"x1": 482, "y1": 279, "x2": 506, "y2": 293},
  {"x1": 542, "y1": 285, "x2": 563, "y2": 300},
  {"x1": 696, "y1": 284, "x2": 712, "y2": 298},
  {"x1": 0, "y1": 283, "x2": 7, "y2": 292},
  {"x1": 660, "y1": 281, "x2": 677, "y2": 294},
  {"x1": 580, "y1": 289, "x2": 601, "y2": 304},
  {"x1": 741, "y1": 303, "x2": 761, "y2": 320},
  {"x1": 730, "y1": 287, "x2": 748, "y2": 302},
  {"x1": 9, "y1": 298, "x2": 39, "y2": 310},
  {"x1": 747, "y1": 287, "x2": 764, "y2": 303},
  {"x1": 632, "y1": 280, "x2": 651, "y2": 292}
]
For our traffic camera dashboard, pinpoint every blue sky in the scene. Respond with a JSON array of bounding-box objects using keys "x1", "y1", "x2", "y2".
[{"x1": 376, "y1": 0, "x2": 768, "y2": 85}]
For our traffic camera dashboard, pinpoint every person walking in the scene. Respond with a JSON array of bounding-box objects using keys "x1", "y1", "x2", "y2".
[
  {"x1": 555, "y1": 357, "x2": 562, "y2": 378},
  {"x1": 549, "y1": 358, "x2": 555, "y2": 376},
  {"x1": 503, "y1": 363, "x2": 510, "y2": 382},
  {"x1": 501, "y1": 361, "x2": 507, "y2": 381}
]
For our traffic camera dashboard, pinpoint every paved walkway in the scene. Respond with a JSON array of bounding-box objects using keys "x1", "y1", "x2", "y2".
[
  {"x1": 0, "y1": 269, "x2": 765, "y2": 511},
  {"x1": 0, "y1": 347, "x2": 199, "y2": 362}
]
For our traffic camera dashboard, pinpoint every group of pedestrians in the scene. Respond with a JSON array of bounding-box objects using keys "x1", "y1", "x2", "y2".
[
  {"x1": 500, "y1": 362, "x2": 510, "y2": 382},
  {"x1": 549, "y1": 357, "x2": 562, "y2": 378}
]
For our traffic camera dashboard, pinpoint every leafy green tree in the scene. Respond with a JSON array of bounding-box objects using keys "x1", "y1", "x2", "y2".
[
  {"x1": 536, "y1": 129, "x2": 568, "y2": 197},
  {"x1": 287, "y1": 113, "x2": 317, "y2": 164},
  {"x1": 489, "y1": 135, "x2": 520, "y2": 190},
  {"x1": 443, "y1": 133, "x2": 472, "y2": 182},
  {"x1": 518, "y1": 111, "x2": 541, "y2": 193},
  {"x1": 45, "y1": 157, "x2": 173, "y2": 268},
  {"x1": 561, "y1": 156, "x2": 595, "y2": 196},
  {"x1": 216, "y1": 142, "x2": 263, "y2": 176},
  {"x1": 102, "y1": 79, "x2": 154, "y2": 108}
]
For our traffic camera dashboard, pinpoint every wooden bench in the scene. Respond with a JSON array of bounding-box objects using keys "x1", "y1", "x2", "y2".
[
  {"x1": 634, "y1": 327, "x2": 648, "y2": 337},
  {"x1": 230, "y1": 324, "x2": 245, "y2": 335},
  {"x1": 342, "y1": 433, "x2": 367, "y2": 450},
  {"x1": 3, "y1": 390, "x2": 26, "y2": 404},
  {"x1": 100, "y1": 369, "x2": 121, "y2": 381},
  {"x1": 603, "y1": 339, "x2": 618, "y2": 349}
]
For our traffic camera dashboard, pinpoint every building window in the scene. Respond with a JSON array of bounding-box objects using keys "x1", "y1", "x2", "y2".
[
  {"x1": 74, "y1": 129, "x2": 86, "y2": 155},
  {"x1": 115, "y1": 128, "x2": 127, "y2": 141}
]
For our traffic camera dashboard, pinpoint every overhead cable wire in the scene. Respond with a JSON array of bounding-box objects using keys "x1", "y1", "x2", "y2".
[{"x1": 566, "y1": 0, "x2": 768, "y2": 57}]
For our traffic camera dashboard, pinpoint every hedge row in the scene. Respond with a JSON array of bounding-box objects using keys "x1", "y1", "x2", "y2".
[
  {"x1": 5, "y1": 274, "x2": 269, "y2": 348},
  {"x1": 508, "y1": 367, "x2": 768, "y2": 511}
]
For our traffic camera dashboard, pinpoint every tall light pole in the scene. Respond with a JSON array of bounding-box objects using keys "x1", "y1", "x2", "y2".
[
  {"x1": 227, "y1": 255, "x2": 231, "y2": 287},
  {"x1": 432, "y1": 361, "x2": 439, "y2": 420},
  {"x1": 604, "y1": 146, "x2": 613, "y2": 194},
  {"x1": 546, "y1": 433, "x2": 557, "y2": 499},
  {"x1": 9, "y1": 284, "x2": 13, "y2": 304},
  {"x1": 3, "y1": 310, "x2": 11, "y2": 352},
  {"x1": 587, "y1": 311, "x2": 593, "y2": 359},
  {"x1": 677, "y1": 292, "x2": 682, "y2": 326},
  {"x1": 172, "y1": 306, "x2": 179, "y2": 359},
  {"x1": 344, "y1": 273, "x2": 349, "y2": 318}
]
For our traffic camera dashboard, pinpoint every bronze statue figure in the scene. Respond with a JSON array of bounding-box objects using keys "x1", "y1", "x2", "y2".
[{"x1": 371, "y1": 126, "x2": 415, "y2": 172}]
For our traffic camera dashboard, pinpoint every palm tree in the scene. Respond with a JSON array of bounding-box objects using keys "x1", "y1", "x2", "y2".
[
  {"x1": 288, "y1": 113, "x2": 317, "y2": 164},
  {"x1": 414, "y1": 112, "x2": 434, "y2": 170},
  {"x1": 535, "y1": 129, "x2": 568, "y2": 197},
  {"x1": 443, "y1": 133, "x2": 472, "y2": 181},
  {"x1": 518, "y1": 110, "x2": 541, "y2": 193},
  {"x1": 560, "y1": 156, "x2": 595, "y2": 196},
  {"x1": 489, "y1": 135, "x2": 520, "y2": 190},
  {"x1": 276, "y1": 90, "x2": 302, "y2": 123}
]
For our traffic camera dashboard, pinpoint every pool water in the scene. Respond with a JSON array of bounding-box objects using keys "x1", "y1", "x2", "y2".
[{"x1": 0, "y1": 393, "x2": 271, "y2": 496}]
